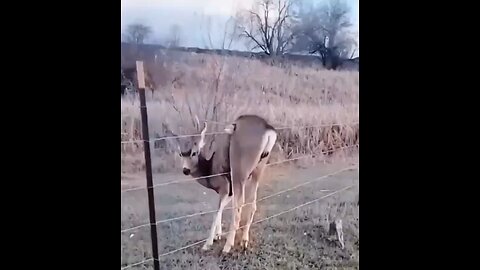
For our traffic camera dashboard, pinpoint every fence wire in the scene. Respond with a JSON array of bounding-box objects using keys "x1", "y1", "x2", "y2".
[
  {"x1": 201, "y1": 119, "x2": 359, "y2": 130},
  {"x1": 121, "y1": 66, "x2": 359, "y2": 270},
  {"x1": 121, "y1": 164, "x2": 357, "y2": 234},
  {"x1": 122, "y1": 183, "x2": 355, "y2": 269},
  {"x1": 121, "y1": 121, "x2": 359, "y2": 145},
  {"x1": 121, "y1": 121, "x2": 359, "y2": 269},
  {"x1": 120, "y1": 144, "x2": 358, "y2": 194},
  {"x1": 121, "y1": 257, "x2": 153, "y2": 270},
  {"x1": 157, "y1": 184, "x2": 355, "y2": 257}
]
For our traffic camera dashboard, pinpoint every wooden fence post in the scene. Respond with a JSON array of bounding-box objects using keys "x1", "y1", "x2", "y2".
[{"x1": 136, "y1": 61, "x2": 160, "y2": 270}]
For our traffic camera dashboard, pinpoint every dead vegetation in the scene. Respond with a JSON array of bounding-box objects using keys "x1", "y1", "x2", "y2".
[
  {"x1": 121, "y1": 51, "x2": 359, "y2": 269},
  {"x1": 121, "y1": 53, "x2": 358, "y2": 174}
]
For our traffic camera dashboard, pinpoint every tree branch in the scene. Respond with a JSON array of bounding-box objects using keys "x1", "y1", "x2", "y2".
[
  {"x1": 243, "y1": 30, "x2": 269, "y2": 54},
  {"x1": 263, "y1": 1, "x2": 271, "y2": 54}
]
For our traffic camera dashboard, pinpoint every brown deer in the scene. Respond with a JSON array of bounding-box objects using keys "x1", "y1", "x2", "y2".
[{"x1": 166, "y1": 115, "x2": 277, "y2": 253}]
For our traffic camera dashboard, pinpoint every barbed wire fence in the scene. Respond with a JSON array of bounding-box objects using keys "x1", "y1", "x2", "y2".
[{"x1": 121, "y1": 61, "x2": 359, "y2": 270}]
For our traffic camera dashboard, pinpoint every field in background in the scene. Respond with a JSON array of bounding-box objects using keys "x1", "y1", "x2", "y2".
[
  {"x1": 121, "y1": 51, "x2": 359, "y2": 269},
  {"x1": 121, "y1": 52, "x2": 359, "y2": 173}
]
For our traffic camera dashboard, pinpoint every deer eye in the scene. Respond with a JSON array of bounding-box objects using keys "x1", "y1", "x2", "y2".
[{"x1": 191, "y1": 152, "x2": 197, "y2": 157}]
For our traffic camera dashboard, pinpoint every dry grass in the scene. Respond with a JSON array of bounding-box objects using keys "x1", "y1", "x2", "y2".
[
  {"x1": 121, "y1": 52, "x2": 359, "y2": 174},
  {"x1": 121, "y1": 51, "x2": 359, "y2": 269}
]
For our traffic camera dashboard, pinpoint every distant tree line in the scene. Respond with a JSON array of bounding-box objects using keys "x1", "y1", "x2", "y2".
[{"x1": 122, "y1": 0, "x2": 358, "y2": 70}]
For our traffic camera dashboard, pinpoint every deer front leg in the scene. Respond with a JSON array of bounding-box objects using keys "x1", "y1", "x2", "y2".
[
  {"x1": 202, "y1": 194, "x2": 229, "y2": 250},
  {"x1": 214, "y1": 219, "x2": 222, "y2": 240},
  {"x1": 335, "y1": 219, "x2": 345, "y2": 249},
  {"x1": 215, "y1": 195, "x2": 231, "y2": 240},
  {"x1": 214, "y1": 206, "x2": 223, "y2": 241}
]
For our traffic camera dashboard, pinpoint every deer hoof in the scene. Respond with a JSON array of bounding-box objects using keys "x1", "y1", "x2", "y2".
[
  {"x1": 241, "y1": 239, "x2": 249, "y2": 249},
  {"x1": 214, "y1": 234, "x2": 222, "y2": 241},
  {"x1": 202, "y1": 243, "x2": 212, "y2": 251},
  {"x1": 222, "y1": 245, "x2": 232, "y2": 254}
]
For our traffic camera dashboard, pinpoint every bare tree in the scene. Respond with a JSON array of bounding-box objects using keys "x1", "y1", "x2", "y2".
[
  {"x1": 236, "y1": 0, "x2": 297, "y2": 56},
  {"x1": 220, "y1": 16, "x2": 239, "y2": 51},
  {"x1": 199, "y1": 15, "x2": 238, "y2": 51},
  {"x1": 167, "y1": 24, "x2": 182, "y2": 48},
  {"x1": 317, "y1": 0, "x2": 353, "y2": 49},
  {"x1": 123, "y1": 23, "x2": 152, "y2": 44},
  {"x1": 292, "y1": 0, "x2": 357, "y2": 69}
]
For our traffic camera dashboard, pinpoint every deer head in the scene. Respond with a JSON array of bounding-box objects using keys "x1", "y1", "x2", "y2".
[{"x1": 163, "y1": 116, "x2": 209, "y2": 176}]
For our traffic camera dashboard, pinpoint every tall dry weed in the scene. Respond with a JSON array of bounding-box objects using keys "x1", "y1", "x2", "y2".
[{"x1": 121, "y1": 52, "x2": 358, "y2": 173}]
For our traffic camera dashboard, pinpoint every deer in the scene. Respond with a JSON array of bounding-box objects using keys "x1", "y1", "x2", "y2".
[{"x1": 165, "y1": 114, "x2": 277, "y2": 253}]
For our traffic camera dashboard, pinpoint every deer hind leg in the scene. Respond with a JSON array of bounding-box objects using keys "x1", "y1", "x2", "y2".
[
  {"x1": 223, "y1": 170, "x2": 247, "y2": 253},
  {"x1": 241, "y1": 167, "x2": 264, "y2": 249}
]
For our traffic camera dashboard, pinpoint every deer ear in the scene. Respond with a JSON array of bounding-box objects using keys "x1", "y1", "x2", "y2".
[
  {"x1": 162, "y1": 123, "x2": 182, "y2": 150},
  {"x1": 198, "y1": 121, "x2": 207, "y2": 150},
  {"x1": 176, "y1": 145, "x2": 182, "y2": 155}
]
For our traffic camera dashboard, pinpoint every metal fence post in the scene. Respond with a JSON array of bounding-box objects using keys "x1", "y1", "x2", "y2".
[{"x1": 136, "y1": 61, "x2": 160, "y2": 270}]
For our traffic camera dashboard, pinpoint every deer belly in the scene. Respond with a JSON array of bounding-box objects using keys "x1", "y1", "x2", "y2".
[{"x1": 196, "y1": 178, "x2": 219, "y2": 193}]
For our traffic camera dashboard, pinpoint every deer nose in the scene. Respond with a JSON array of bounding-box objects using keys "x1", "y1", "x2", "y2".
[{"x1": 183, "y1": 168, "x2": 190, "y2": 175}]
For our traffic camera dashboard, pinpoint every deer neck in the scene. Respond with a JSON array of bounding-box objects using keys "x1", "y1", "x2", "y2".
[
  {"x1": 191, "y1": 152, "x2": 215, "y2": 178},
  {"x1": 192, "y1": 152, "x2": 219, "y2": 193}
]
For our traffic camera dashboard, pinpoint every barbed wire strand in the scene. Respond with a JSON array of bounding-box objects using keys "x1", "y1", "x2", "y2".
[
  {"x1": 201, "y1": 119, "x2": 359, "y2": 130},
  {"x1": 157, "y1": 184, "x2": 355, "y2": 257},
  {"x1": 267, "y1": 144, "x2": 358, "y2": 166},
  {"x1": 120, "y1": 144, "x2": 358, "y2": 194},
  {"x1": 121, "y1": 139, "x2": 144, "y2": 145},
  {"x1": 152, "y1": 131, "x2": 228, "y2": 142},
  {"x1": 122, "y1": 129, "x2": 226, "y2": 145},
  {"x1": 120, "y1": 122, "x2": 359, "y2": 145},
  {"x1": 199, "y1": 119, "x2": 229, "y2": 125},
  {"x1": 120, "y1": 223, "x2": 153, "y2": 234},
  {"x1": 275, "y1": 122, "x2": 359, "y2": 130},
  {"x1": 154, "y1": 165, "x2": 356, "y2": 225},
  {"x1": 120, "y1": 172, "x2": 229, "y2": 194},
  {"x1": 121, "y1": 257, "x2": 153, "y2": 270},
  {"x1": 121, "y1": 164, "x2": 357, "y2": 233}
]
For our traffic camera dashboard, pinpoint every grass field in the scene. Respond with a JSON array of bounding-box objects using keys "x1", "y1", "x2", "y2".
[
  {"x1": 121, "y1": 159, "x2": 359, "y2": 270},
  {"x1": 121, "y1": 53, "x2": 358, "y2": 174},
  {"x1": 121, "y1": 52, "x2": 359, "y2": 269}
]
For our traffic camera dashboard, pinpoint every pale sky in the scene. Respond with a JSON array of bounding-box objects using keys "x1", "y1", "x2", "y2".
[{"x1": 121, "y1": 0, "x2": 359, "y2": 51}]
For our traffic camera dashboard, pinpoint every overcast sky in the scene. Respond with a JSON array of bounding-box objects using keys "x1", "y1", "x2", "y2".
[{"x1": 121, "y1": 0, "x2": 359, "y2": 52}]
